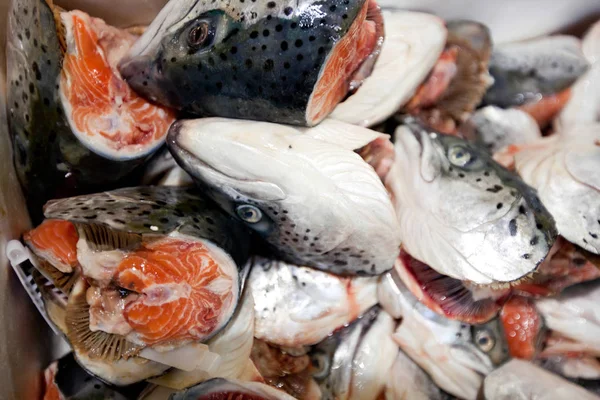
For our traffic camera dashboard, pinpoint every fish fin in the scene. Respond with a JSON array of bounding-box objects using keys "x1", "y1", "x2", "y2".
[
  {"x1": 75, "y1": 223, "x2": 142, "y2": 252},
  {"x1": 47, "y1": 1, "x2": 67, "y2": 54},
  {"x1": 66, "y1": 279, "x2": 143, "y2": 362}
]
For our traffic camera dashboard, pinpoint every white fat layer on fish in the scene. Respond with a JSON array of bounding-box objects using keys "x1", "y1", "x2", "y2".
[
  {"x1": 329, "y1": 10, "x2": 447, "y2": 127},
  {"x1": 172, "y1": 118, "x2": 401, "y2": 275},
  {"x1": 75, "y1": 351, "x2": 169, "y2": 386},
  {"x1": 515, "y1": 127, "x2": 600, "y2": 254},
  {"x1": 387, "y1": 126, "x2": 551, "y2": 284},
  {"x1": 468, "y1": 106, "x2": 542, "y2": 154},
  {"x1": 385, "y1": 350, "x2": 444, "y2": 400},
  {"x1": 127, "y1": 0, "x2": 331, "y2": 60},
  {"x1": 59, "y1": 11, "x2": 165, "y2": 160},
  {"x1": 149, "y1": 290, "x2": 255, "y2": 389},
  {"x1": 76, "y1": 239, "x2": 127, "y2": 285},
  {"x1": 536, "y1": 282, "x2": 600, "y2": 356},
  {"x1": 557, "y1": 21, "x2": 600, "y2": 131},
  {"x1": 388, "y1": 278, "x2": 492, "y2": 400},
  {"x1": 140, "y1": 342, "x2": 219, "y2": 372},
  {"x1": 542, "y1": 356, "x2": 600, "y2": 381},
  {"x1": 483, "y1": 359, "x2": 600, "y2": 400},
  {"x1": 249, "y1": 256, "x2": 378, "y2": 347},
  {"x1": 349, "y1": 311, "x2": 397, "y2": 400}
]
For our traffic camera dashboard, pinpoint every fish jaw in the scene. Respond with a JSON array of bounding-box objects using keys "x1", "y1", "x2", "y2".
[
  {"x1": 248, "y1": 257, "x2": 378, "y2": 347},
  {"x1": 387, "y1": 120, "x2": 557, "y2": 285},
  {"x1": 120, "y1": 0, "x2": 384, "y2": 125},
  {"x1": 330, "y1": 10, "x2": 447, "y2": 127},
  {"x1": 169, "y1": 118, "x2": 401, "y2": 276}
]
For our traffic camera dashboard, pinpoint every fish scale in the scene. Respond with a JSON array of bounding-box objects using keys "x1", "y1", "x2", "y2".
[{"x1": 43, "y1": 186, "x2": 251, "y2": 266}]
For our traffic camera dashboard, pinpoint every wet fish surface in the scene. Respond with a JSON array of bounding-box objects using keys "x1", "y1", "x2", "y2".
[
  {"x1": 385, "y1": 118, "x2": 557, "y2": 285},
  {"x1": 169, "y1": 118, "x2": 401, "y2": 276},
  {"x1": 119, "y1": 0, "x2": 385, "y2": 126}
]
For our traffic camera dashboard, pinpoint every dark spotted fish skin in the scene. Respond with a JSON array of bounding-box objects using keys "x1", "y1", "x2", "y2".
[
  {"x1": 43, "y1": 186, "x2": 251, "y2": 267},
  {"x1": 483, "y1": 36, "x2": 589, "y2": 108},
  {"x1": 119, "y1": 0, "x2": 368, "y2": 125},
  {"x1": 6, "y1": 0, "x2": 154, "y2": 224}
]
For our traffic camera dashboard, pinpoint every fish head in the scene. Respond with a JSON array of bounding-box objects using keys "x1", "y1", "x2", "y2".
[
  {"x1": 169, "y1": 118, "x2": 401, "y2": 275},
  {"x1": 119, "y1": 0, "x2": 384, "y2": 125},
  {"x1": 389, "y1": 277, "x2": 502, "y2": 398},
  {"x1": 389, "y1": 119, "x2": 557, "y2": 284},
  {"x1": 309, "y1": 307, "x2": 396, "y2": 400}
]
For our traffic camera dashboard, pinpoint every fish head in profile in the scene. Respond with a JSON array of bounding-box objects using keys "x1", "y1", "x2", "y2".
[
  {"x1": 119, "y1": 0, "x2": 385, "y2": 126},
  {"x1": 389, "y1": 276, "x2": 508, "y2": 399},
  {"x1": 168, "y1": 118, "x2": 401, "y2": 276},
  {"x1": 387, "y1": 118, "x2": 557, "y2": 285}
]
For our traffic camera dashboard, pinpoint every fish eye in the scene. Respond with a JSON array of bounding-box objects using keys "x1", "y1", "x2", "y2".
[
  {"x1": 311, "y1": 352, "x2": 330, "y2": 380},
  {"x1": 236, "y1": 205, "x2": 263, "y2": 224},
  {"x1": 448, "y1": 145, "x2": 473, "y2": 167},
  {"x1": 187, "y1": 20, "x2": 213, "y2": 50},
  {"x1": 474, "y1": 329, "x2": 495, "y2": 353}
]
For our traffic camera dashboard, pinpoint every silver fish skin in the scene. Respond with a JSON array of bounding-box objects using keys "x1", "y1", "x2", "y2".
[
  {"x1": 536, "y1": 281, "x2": 600, "y2": 357},
  {"x1": 310, "y1": 306, "x2": 396, "y2": 400},
  {"x1": 483, "y1": 35, "x2": 589, "y2": 108},
  {"x1": 385, "y1": 119, "x2": 557, "y2": 285},
  {"x1": 119, "y1": 0, "x2": 383, "y2": 126},
  {"x1": 514, "y1": 125, "x2": 600, "y2": 254},
  {"x1": 248, "y1": 256, "x2": 378, "y2": 347},
  {"x1": 462, "y1": 106, "x2": 542, "y2": 154},
  {"x1": 385, "y1": 350, "x2": 447, "y2": 400},
  {"x1": 383, "y1": 274, "x2": 507, "y2": 400},
  {"x1": 483, "y1": 359, "x2": 600, "y2": 400},
  {"x1": 557, "y1": 20, "x2": 600, "y2": 130},
  {"x1": 168, "y1": 118, "x2": 401, "y2": 276}
]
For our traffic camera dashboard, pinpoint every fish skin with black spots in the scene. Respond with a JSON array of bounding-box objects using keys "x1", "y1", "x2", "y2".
[
  {"x1": 6, "y1": 0, "x2": 175, "y2": 223},
  {"x1": 119, "y1": 0, "x2": 385, "y2": 126},
  {"x1": 483, "y1": 35, "x2": 589, "y2": 108},
  {"x1": 168, "y1": 118, "x2": 401, "y2": 276},
  {"x1": 385, "y1": 118, "x2": 557, "y2": 285}
]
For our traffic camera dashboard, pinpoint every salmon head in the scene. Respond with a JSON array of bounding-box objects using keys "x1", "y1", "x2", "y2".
[
  {"x1": 308, "y1": 307, "x2": 397, "y2": 400},
  {"x1": 385, "y1": 118, "x2": 558, "y2": 285},
  {"x1": 119, "y1": 0, "x2": 385, "y2": 126},
  {"x1": 25, "y1": 187, "x2": 252, "y2": 384},
  {"x1": 385, "y1": 275, "x2": 509, "y2": 400},
  {"x1": 168, "y1": 118, "x2": 401, "y2": 276}
]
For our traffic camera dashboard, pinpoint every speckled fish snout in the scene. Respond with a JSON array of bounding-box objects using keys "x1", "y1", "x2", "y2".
[{"x1": 119, "y1": 0, "x2": 385, "y2": 126}]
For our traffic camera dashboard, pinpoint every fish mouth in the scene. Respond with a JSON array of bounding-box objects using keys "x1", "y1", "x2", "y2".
[
  {"x1": 395, "y1": 250, "x2": 508, "y2": 324},
  {"x1": 305, "y1": 0, "x2": 384, "y2": 125}
]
